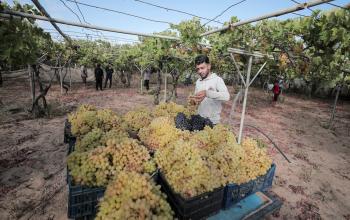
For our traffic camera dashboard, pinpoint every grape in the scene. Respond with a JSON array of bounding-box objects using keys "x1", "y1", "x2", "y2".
[
  {"x1": 68, "y1": 105, "x2": 127, "y2": 138},
  {"x1": 68, "y1": 138, "x2": 154, "y2": 187},
  {"x1": 68, "y1": 108, "x2": 99, "y2": 137},
  {"x1": 75, "y1": 128, "x2": 129, "y2": 152},
  {"x1": 154, "y1": 124, "x2": 272, "y2": 191},
  {"x1": 190, "y1": 124, "x2": 237, "y2": 156},
  {"x1": 154, "y1": 102, "x2": 192, "y2": 119},
  {"x1": 96, "y1": 171, "x2": 173, "y2": 220},
  {"x1": 96, "y1": 109, "x2": 126, "y2": 132},
  {"x1": 174, "y1": 112, "x2": 192, "y2": 131},
  {"x1": 207, "y1": 143, "x2": 245, "y2": 185},
  {"x1": 233, "y1": 138, "x2": 272, "y2": 184},
  {"x1": 175, "y1": 113, "x2": 213, "y2": 131},
  {"x1": 123, "y1": 107, "x2": 153, "y2": 132},
  {"x1": 138, "y1": 117, "x2": 183, "y2": 151},
  {"x1": 155, "y1": 140, "x2": 221, "y2": 198},
  {"x1": 75, "y1": 128, "x2": 104, "y2": 152}
]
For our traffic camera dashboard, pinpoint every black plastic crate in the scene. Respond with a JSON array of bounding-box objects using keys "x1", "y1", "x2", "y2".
[
  {"x1": 222, "y1": 164, "x2": 276, "y2": 209},
  {"x1": 67, "y1": 174, "x2": 106, "y2": 219},
  {"x1": 67, "y1": 138, "x2": 76, "y2": 155},
  {"x1": 158, "y1": 172, "x2": 224, "y2": 220},
  {"x1": 64, "y1": 119, "x2": 76, "y2": 144}
]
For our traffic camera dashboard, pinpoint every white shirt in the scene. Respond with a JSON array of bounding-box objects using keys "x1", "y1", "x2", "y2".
[
  {"x1": 195, "y1": 73, "x2": 230, "y2": 124},
  {"x1": 144, "y1": 71, "x2": 151, "y2": 80}
]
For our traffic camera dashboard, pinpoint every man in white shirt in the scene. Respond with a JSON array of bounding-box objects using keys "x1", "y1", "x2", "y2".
[{"x1": 190, "y1": 55, "x2": 230, "y2": 124}]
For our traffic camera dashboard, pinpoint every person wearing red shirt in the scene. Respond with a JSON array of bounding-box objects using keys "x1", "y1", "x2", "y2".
[{"x1": 273, "y1": 80, "x2": 280, "y2": 104}]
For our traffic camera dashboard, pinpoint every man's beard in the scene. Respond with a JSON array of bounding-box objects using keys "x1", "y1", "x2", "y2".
[{"x1": 201, "y1": 71, "x2": 209, "y2": 80}]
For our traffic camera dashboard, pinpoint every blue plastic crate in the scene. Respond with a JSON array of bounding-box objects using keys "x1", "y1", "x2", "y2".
[
  {"x1": 222, "y1": 164, "x2": 276, "y2": 209},
  {"x1": 67, "y1": 174, "x2": 106, "y2": 219}
]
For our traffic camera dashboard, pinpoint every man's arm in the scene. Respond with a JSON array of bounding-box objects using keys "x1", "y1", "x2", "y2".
[
  {"x1": 206, "y1": 77, "x2": 230, "y2": 101},
  {"x1": 194, "y1": 80, "x2": 199, "y2": 94}
]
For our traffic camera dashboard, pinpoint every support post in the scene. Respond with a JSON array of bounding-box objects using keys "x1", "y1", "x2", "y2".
[
  {"x1": 60, "y1": 68, "x2": 63, "y2": 94},
  {"x1": 28, "y1": 64, "x2": 35, "y2": 105},
  {"x1": 164, "y1": 71, "x2": 167, "y2": 102},
  {"x1": 140, "y1": 67, "x2": 143, "y2": 94},
  {"x1": 238, "y1": 55, "x2": 253, "y2": 144},
  {"x1": 69, "y1": 66, "x2": 72, "y2": 89}
]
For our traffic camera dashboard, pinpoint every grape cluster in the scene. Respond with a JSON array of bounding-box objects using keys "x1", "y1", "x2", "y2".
[
  {"x1": 190, "y1": 124, "x2": 237, "y2": 155},
  {"x1": 138, "y1": 117, "x2": 183, "y2": 151},
  {"x1": 175, "y1": 113, "x2": 213, "y2": 131},
  {"x1": 154, "y1": 102, "x2": 192, "y2": 119},
  {"x1": 233, "y1": 138, "x2": 272, "y2": 184},
  {"x1": 68, "y1": 105, "x2": 126, "y2": 137},
  {"x1": 96, "y1": 171, "x2": 173, "y2": 220},
  {"x1": 68, "y1": 138, "x2": 154, "y2": 187},
  {"x1": 123, "y1": 107, "x2": 153, "y2": 132},
  {"x1": 154, "y1": 124, "x2": 272, "y2": 197},
  {"x1": 155, "y1": 140, "x2": 220, "y2": 198},
  {"x1": 75, "y1": 128, "x2": 128, "y2": 152}
]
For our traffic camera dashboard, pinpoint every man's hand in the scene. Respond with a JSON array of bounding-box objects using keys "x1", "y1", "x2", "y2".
[{"x1": 194, "y1": 90, "x2": 206, "y2": 103}]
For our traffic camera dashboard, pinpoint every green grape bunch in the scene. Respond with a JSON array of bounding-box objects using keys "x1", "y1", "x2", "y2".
[
  {"x1": 68, "y1": 138, "x2": 155, "y2": 187},
  {"x1": 123, "y1": 107, "x2": 153, "y2": 132},
  {"x1": 96, "y1": 171, "x2": 173, "y2": 220}
]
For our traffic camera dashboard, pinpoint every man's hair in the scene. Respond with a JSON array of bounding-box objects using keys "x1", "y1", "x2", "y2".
[
  {"x1": 195, "y1": 55, "x2": 210, "y2": 65},
  {"x1": 97, "y1": 63, "x2": 101, "y2": 68}
]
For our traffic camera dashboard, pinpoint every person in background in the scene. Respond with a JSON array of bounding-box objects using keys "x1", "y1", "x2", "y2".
[
  {"x1": 189, "y1": 54, "x2": 230, "y2": 125},
  {"x1": 80, "y1": 65, "x2": 87, "y2": 87},
  {"x1": 143, "y1": 68, "x2": 151, "y2": 91},
  {"x1": 272, "y1": 80, "x2": 280, "y2": 105},
  {"x1": 278, "y1": 77, "x2": 284, "y2": 95},
  {"x1": 184, "y1": 72, "x2": 192, "y2": 86},
  {"x1": 104, "y1": 63, "x2": 114, "y2": 88},
  {"x1": 94, "y1": 63, "x2": 103, "y2": 91}
]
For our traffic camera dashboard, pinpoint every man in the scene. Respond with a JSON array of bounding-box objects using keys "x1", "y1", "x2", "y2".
[
  {"x1": 190, "y1": 55, "x2": 230, "y2": 124},
  {"x1": 143, "y1": 68, "x2": 151, "y2": 91},
  {"x1": 104, "y1": 63, "x2": 114, "y2": 88},
  {"x1": 94, "y1": 63, "x2": 103, "y2": 91},
  {"x1": 80, "y1": 65, "x2": 87, "y2": 87}
]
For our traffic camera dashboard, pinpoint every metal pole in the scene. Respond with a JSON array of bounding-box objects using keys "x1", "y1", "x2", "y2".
[
  {"x1": 141, "y1": 68, "x2": 144, "y2": 93},
  {"x1": 31, "y1": 0, "x2": 72, "y2": 44},
  {"x1": 69, "y1": 67, "x2": 72, "y2": 89},
  {"x1": 60, "y1": 68, "x2": 63, "y2": 94},
  {"x1": 248, "y1": 61, "x2": 267, "y2": 87},
  {"x1": 238, "y1": 56, "x2": 253, "y2": 144},
  {"x1": 201, "y1": 0, "x2": 333, "y2": 37},
  {"x1": 0, "y1": 10, "x2": 179, "y2": 41},
  {"x1": 164, "y1": 72, "x2": 167, "y2": 102},
  {"x1": 230, "y1": 53, "x2": 246, "y2": 87},
  {"x1": 28, "y1": 65, "x2": 35, "y2": 105}
]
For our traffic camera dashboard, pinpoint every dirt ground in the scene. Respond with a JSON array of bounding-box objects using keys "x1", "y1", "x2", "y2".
[{"x1": 0, "y1": 78, "x2": 349, "y2": 220}]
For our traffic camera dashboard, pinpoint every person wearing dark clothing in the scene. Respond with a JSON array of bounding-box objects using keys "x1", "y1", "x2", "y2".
[
  {"x1": 273, "y1": 81, "x2": 280, "y2": 102},
  {"x1": 95, "y1": 64, "x2": 103, "y2": 91},
  {"x1": 104, "y1": 63, "x2": 114, "y2": 88},
  {"x1": 143, "y1": 69, "x2": 151, "y2": 90},
  {"x1": 80, "y1": 65, "x2": 88, "y2": 86}
]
